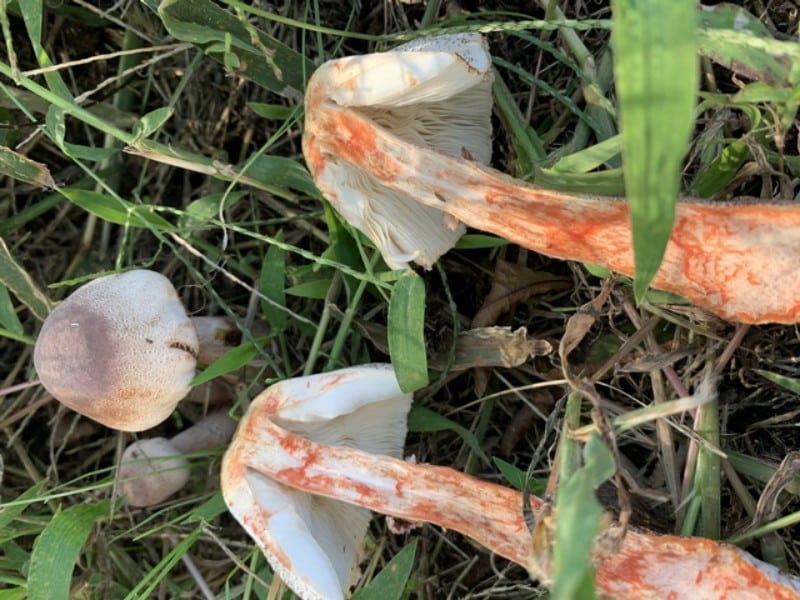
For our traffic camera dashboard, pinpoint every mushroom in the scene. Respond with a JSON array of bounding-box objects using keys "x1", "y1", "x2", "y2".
[
  {"x1": 118, "y1": 409, "x2": 238, "y2": 506},
  {"x1": 222, "y1": 366, "x2": 800, "y2": 600},
  {"x1": 33, "y1": 269, "x2": 242, "y2": 431},
  {"x1": 302, "y1": 33, "x2": 492, "y2": 269},
  {"x1": 303, "y1": 33, "x2": 800, "y2": 324},
  {"x1": 222, "y1": 364, "x2": 411, "y2": 600}
]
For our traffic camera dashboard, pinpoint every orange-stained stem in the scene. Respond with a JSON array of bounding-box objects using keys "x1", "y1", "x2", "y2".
[
  {"x1": 230, "y1": 405, "x2": 532, "y2": 566},
  {"x1": 311, "y1": 105, "x2": 800, "y2": 324},
  {"x1": 228, "y1": 407, "x2": 800, "y2": 599}
]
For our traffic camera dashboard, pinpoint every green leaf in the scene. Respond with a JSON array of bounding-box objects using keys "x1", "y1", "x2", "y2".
[
  {"x1": 352, "y1": 540, "x2": 417, "y2": 600},
  {"x1": 612, "y1": 0, "x2": 697, "y2": 301},
  {"x1": 0, "y1": 237, "x2": 51, "y2": 322},
  {"x1": 180, "y1": 191, "x2": 247, "y2": 230},
  {"x1": 0, "y1": 285, "x2": 23, "y2": 335},
  {"x1": 408, "y1": 405, "x2": 489, "y2": 465},
  {"x1": 191, "y1": 339, "x2": 261, "y2": 387},
  {"x1": 132, "y1": 106, "x2": 174, "y2": 140},
  {"x1": 690, "y1": 140, "x2": 749, "y2": 197},
  {"x1": 260, "y1": 239, "x2": 288, "y2": 331},
  {"x1": 454, "y1": 234, "x2": 510, "y2": 250},
  {"x1": 549, "y1": 135, "x2": 622, "y2": 174},
  {"x1": 388, "y1": 272, "x2": 428, "y2": 393},
  {"x1": 0, "y1": 146, "x2": 54, "y2": 188},
  {"x1": 493, "y1": 457, "x2": 546, "y2": 494},
  {"x1": 286, "y1": 277, "x2": 334, "y2": 300},
  {"x1": 247, "y1": 102, "x2": 295, "y2": 120},
  {"x1": 60, "y1": 188, "x2": 175, "y2": 231},
  {"x1": 244, "y1": 155, "x2": 321, "y2": 199},
  {"x1": 180, "y1": 491, "x2": 229, "y2": 524},
  {"x1": 755, "y1": 369, "x2": 800, "y2": 395},
  {"x1": 27, "y1": 500, "x2": 109, "y2": 600},
  {"x1": 551, "y1": 433, "x2": 616, "y2": 600},
  {"x1": 158, "y1": 0, "x2": 313, "y2": 99}
]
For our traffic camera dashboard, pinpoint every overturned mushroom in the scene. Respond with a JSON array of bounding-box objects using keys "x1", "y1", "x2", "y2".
[
  {"x1": 118, "y1": 409, "x2": 238, "y2": 506},
  {"x1": 303, "y1": 33, "x2": 800, "y2": 324},
  {"x1": 222, "y1": 365, "x2": 411, "y2": 600},
  {"x1": 33, "y1": 269, "x2": 242, "y2": 431},
  {"x1": 223, "y1": 366, "x2": 800, "y2": 600}
]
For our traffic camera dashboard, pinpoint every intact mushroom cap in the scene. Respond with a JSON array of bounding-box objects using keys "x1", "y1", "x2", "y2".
[
  {"x1": 117, "y1": 437, "x2": 190, "y2": 507},
  {"x1": 33, "y1": 269, "x2": 199, "y2": 431},
  {"x1": 304, "y1": 33, "x2": 493, "y2": 269}
]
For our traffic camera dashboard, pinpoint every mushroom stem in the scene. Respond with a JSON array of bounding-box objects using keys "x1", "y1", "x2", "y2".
[
  {"x1": 190, "y1": 316, "x2": 245, "y2": 365},
  {"x1": 309, "y1": 103, "x2": 800, "y2": 324},
  {"x1": 225, "y1": 383, "x2": 800, "y2": 599}
]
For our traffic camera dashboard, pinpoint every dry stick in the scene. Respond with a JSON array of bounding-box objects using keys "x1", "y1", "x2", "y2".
[
  {"x1": 306, "y1": 103, "x2": 800, "y2": 324},
  {"x1": 227, "y1": 412, "x2": 800, "y2": 599}
]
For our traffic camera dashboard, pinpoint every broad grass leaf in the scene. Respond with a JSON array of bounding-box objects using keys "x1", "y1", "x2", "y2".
[
  {"x1": 388, "y1": 272, "x2": 428, "y2": 393},
  {"x1": 0, "y1": 285, "x2": 23, "y2": 336},
  {"x1": 27, "y1": 500, "x2": 109, "y2": 600},
  {"x1": 158, "y1": 0, "x2": 313, "y2": 99},
  {"x1": 0, "y1": 146, "x2": 54, "y2": 188},
  {"x1": 551, "y1": 432, "x2": 615, "y2": 600},
  {"x1": 245, "y1": 156, "x2": 321, "y2": 199},
  {"x1": 352, "y1": 540, "x2": 417, "y2": 600},
  {"x1": 260, "y1": 239, "x2": 288, "y2": 331},
  {"x1": 690, "y1": 140, "x2": 749, "y2": 197},
  {"x1": 0, "y1": 238, "x2": 51, "y2": 322},
  {"x1": 132, "y1": 106, "x2": 174, "y2": 140},
  {"x1": 612, "y1": 0, "x2": 697, "y2": 302},
  {"x1": 60, "y1": 188, "x2": 175, "y2": 231}
]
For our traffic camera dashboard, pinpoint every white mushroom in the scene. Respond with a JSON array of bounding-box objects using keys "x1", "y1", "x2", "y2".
[
  {"x1": 303, "y1": 33, "x2": 800, "y2": 324},
  {"x1": 222, "y1": 366, "x2": 800, "y2": 600},
  {"x1": 118, "y1": 410, "x2": 238, "y2": 507},
  {"x1": 33, "y1": 269, "x2": 242, "y2": 431},
  {"x1": 222, "y1": 364, "x2": 411, "y2": 600},
  {"x1": 303, "y1": 33, "x2": 492, "y2": 269}
]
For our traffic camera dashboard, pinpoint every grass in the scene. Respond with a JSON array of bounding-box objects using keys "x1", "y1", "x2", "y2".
[{"x1": 1, "y1": 0, "x2": 800, "y2": 598}]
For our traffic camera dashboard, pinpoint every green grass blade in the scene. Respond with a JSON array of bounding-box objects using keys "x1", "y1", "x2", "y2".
[
  {"x1": 0, "y1": 146, "x2": 54, "y2": 188},
  {"x1": 0, "y1": 237, "x2": 52, "y2": 321},
  {"x1": 388, "y1": 271, "x2": 428, "y2": 393},
  {"x1": 552, "y1": 432, "x2": 615, "y2": 600},
  {"x1": 260, "y1": 239, "x2": 289, "y2": 331},
  {"x1": 158, "y1": 0, "x2": 313, "y2": 99},
  {"x1": 611, "y1": 0, "x2": 697, "y2": 301},
  {"x1": 27, "y1": 500, "x2": 109, "y2": 600},
  {"x1": 352, "y1": 540, "x2": 417, "y2": 600}
]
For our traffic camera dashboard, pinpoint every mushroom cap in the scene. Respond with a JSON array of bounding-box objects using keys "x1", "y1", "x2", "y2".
[
  {"x1": 33, "y1": 270, "x2": 199, "y2": 431},
  {"x1": 222, "y1": 364, "x2": 412, "y2": 600},
  {"x1": 303, "y1": 33, "x2": 493, "y2": 269},
  {"x1": 117, "y1": 437, "x2": 190, "y2": 507}
]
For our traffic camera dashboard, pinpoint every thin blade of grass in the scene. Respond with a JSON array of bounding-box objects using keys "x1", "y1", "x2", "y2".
[
  {"x1": 611, "y1": 0, "x2": 697, "y2": 301},
  {"x1": 696, "y1": 394, "x2": 721, "y2": 539}
]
